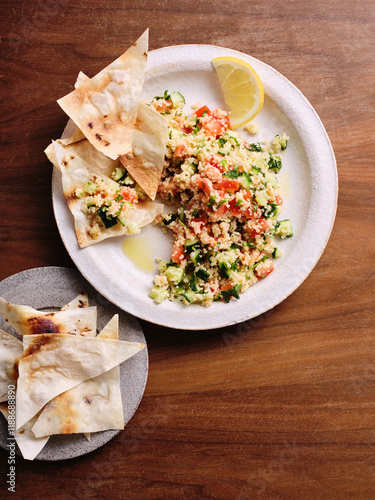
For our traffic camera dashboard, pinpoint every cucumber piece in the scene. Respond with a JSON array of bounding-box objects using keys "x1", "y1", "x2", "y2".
[
  {"x1": 181, "y1": 289, "x2": 196, "y2": 303},
  {"x1": 112, "y1": 167, "x2": 126, "y2": 182},
  {"x1": 255, "y1": 192, "x2": 268, "y2": 207},
  {"x1": 251, "y1": 165, "x2": 264, "y2": 177},
  {"x1": 238, "y1": 172, "x2": 252, "y2": 190},
  {"x1": 272, "y1": 247, "x2": 282, "y2": 258},
  {"x1": 120, "y1": 174, "x2": 135, "y2": 186},
  {"x1": 276, "y1": 219, "x2": 293, "y2": 239},
  {"x1": 190, "y1": 249, "x2": 202, "y2": 265},
  {"x1": 218, "y1": 261, "x2": 231, "y2": 277},
  {"x1": 218, "y1": 148, "x2": 231, "y2": 155},
  {"x1": 217, "y1": 251, "x2": 238, "y2": 277},
  {"x1": 134, "y1": 184, "x2": 147, "y2": 199},
  {"x1": 83, "y1": 182, "x2": 98, "y2": 195},
  {"x1": 97, "y1": 207, "x2": 118, "y2": 229},
  {"x1": 170, "y1": 91, "x2": 185, "y2": 106},
  {"x1": 169, "y1": 127, "x2": 184, "y2": 140},
  {"x1": 117, "y1": 218, "x2": 139, "y2": 234},
  {"x1": 165, "y1": 266, "x2": 184, "y2": 284},
  {"x1": 157, "y1": 260, "x2": 168, "y2": 272},
  {"x1": 273, "y1": 134, "x2": 288, "y2": 150},
  {"x1": 149, "y1": 286, "x2": 168, "y2": 303},
  {"x1": 196, "y1": 268, "x2": 210, "y2": 281},
  {"x1": 117, "y1": 213, "x2": 127, "y2": 226},
  {"x1": 162, "y1": 213, "x2": 178, "y2": 226},
  {"x1": 184, "y1": 239, "x2": 199, "y2": 253},
  {"x1": 190, "y1": 273, "x2": 198, "y2": 292}
]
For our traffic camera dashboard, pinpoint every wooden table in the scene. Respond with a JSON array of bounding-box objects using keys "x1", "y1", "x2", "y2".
[{"x1": 1, "y1": 1, "x2": 374, "y2": 498}]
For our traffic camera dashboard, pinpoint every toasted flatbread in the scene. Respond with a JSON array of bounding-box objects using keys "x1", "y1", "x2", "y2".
[
  {"x1": 32, "y1": 315, "x2": 124, "y2": 438},
  {"x1": 0, "y1": 297, "x2": 97, "y2": 337},
  {"x1": 57, "y1": 30, "x2": 148, "y2": 160},
  {"x1": 60, "y1": 292, "x2": 90, "y2": 440},
  {"x1": 45, "y1": 135, "x2": 120, "y2": 175},
  {"x1": 46, "y1": 105, "x2": 168, "y2": 200},
  {"x1": 16, "y1": 333, "x2": 144, "y2": 429},
  {"x1": 0, "y1": 329, "x2": 23, "y2": 402},
  {"x1": 119, "y1": 103, "x2": 168, "y2": 200},
  {"x1": 54, "y1": 140, "x2": 163, "y2": 247},
  {"x1": 0, "y1": 405, "x2": 49, "y2": 461},
  {"x1": 60, "y1": 292, "x2": 89, "y2": 311}
]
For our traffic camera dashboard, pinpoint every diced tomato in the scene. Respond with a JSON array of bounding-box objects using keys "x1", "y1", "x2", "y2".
[
  {"x1": 155, "y1": 100, "x2": 172, "y2": 113},
  {"x1": 171, "y1": 244, "x2": 185, "y2": 264},
  {"x1": 202, "y1": 117, "x2": 224, "y2": 137},
  {"x1": 175, "y1": 116, "x2": 192, "y2": 134},
  {"x1": 275, "y1": 194, "x2": 283, "y2": 205},
  {"x1": 211, "y1": 110, "x2": 230, "y2": 131},
  {"x1": 215, "y1": 179, "x2": 240, "y2": 192},
  {"x1": 121, "y1": 187, "x2": 138, "y2": 203},
  {"x1": 204, "y1": 165, "x2": 222, "y2": 183},
  {"x1": 221, "y1": 283, "x2": 234, "y2": 292},
  {"x1": 189, "y1": 217, "x2": 207, "y2": 234},
  {"x1": 207, "y1": 156, "x2": 225, "y2": 173},
  {"x1": 213, "y1": 203, "x2": 228, "y2": 218},
  {"x1": 190, "y1": 217, "x2": 207, "y2": 224},
  {"x1": 195, "y1": 105, "x2": 210, "y2": 117},
  {"x1": 197, "y1": 177, "x2": 213, "y2": 196},
  {"x1": 255, "y1": 260, "x2": 274, "y2": 279},
  {"x1": 189, "y1": 217, "x2": 207, "y2": 228},
  {"x1": 229, "y1": 198, "x2": 243, "y2": 217},
  {"x1": 174, "y1": 145, "x2": 187, "y2": 157},
  {"x1": 248, "y1": 218, "x2": 270, "y2": 239}
]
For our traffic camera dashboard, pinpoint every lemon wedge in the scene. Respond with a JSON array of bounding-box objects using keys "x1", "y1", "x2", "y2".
[{"x1": 212, "y1": 56, "x2": 264, "y2": 129}]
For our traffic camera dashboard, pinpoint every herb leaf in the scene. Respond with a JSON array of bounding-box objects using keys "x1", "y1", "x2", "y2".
[{"x1": 221, "y1": 283, "x2": 242, "y2": 303}]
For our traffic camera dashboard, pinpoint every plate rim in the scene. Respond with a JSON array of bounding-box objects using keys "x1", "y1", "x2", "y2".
[{"x1": 52, "y1": 44, "x2": 338, "y2": 330}]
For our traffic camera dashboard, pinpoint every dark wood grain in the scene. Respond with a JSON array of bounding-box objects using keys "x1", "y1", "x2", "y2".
[{"x1": 1, "y1": 1, "x2": 374, "y2": 499}]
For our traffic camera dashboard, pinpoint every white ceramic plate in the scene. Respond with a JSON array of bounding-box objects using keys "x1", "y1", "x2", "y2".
[
  {"x1": 52, "y1": 45, "x2": 337, "y2": 330},
  {"x1": 0, "y1": 267, "x2": 148, "y2": 460}
]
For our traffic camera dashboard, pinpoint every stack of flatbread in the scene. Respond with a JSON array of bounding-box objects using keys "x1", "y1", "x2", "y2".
[
  {"x1": 0, "y1": 294, "x2": 145, "y2": 460},
  {"x1": 45, "y1": 29, "x2": 168, "y2": 247}
]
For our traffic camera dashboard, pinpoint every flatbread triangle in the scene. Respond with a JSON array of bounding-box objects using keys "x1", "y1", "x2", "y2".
[
  {"x1": 31, "y1": 315, "x2": 125, "y2": 438},
  {"x1": 57, "y1": 29, "x2": 148, "y2": 160},
  {"x1": 0, "y1": 296, "x2": 97, "y2": 337},
  {"x1": 16, "y1": 333, "x2": 144, "y2": 429}
]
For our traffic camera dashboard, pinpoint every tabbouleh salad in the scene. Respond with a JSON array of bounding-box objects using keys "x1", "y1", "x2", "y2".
[{"x1": 147, "y1": 91, "x2": 293, "y2": 306}]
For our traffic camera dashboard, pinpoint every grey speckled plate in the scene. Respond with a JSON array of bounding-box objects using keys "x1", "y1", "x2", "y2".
[{"x1": 0, "y1": 266, "x2": 148, "y2": 461}]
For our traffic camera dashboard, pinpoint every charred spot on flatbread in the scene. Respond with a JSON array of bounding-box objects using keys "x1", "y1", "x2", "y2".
[
  {"x1": 95, "y1": 133, "x2": 110, "y2": 147},
  {"x1": 22, "y1": 334, "x2": 56, "y2": 358},
  {"x1": 11, "y1": 358, "x2": 19, "y2": 382},
  {"x1": 27, "y1": 317, "x2": 59, "y2": 335}
]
